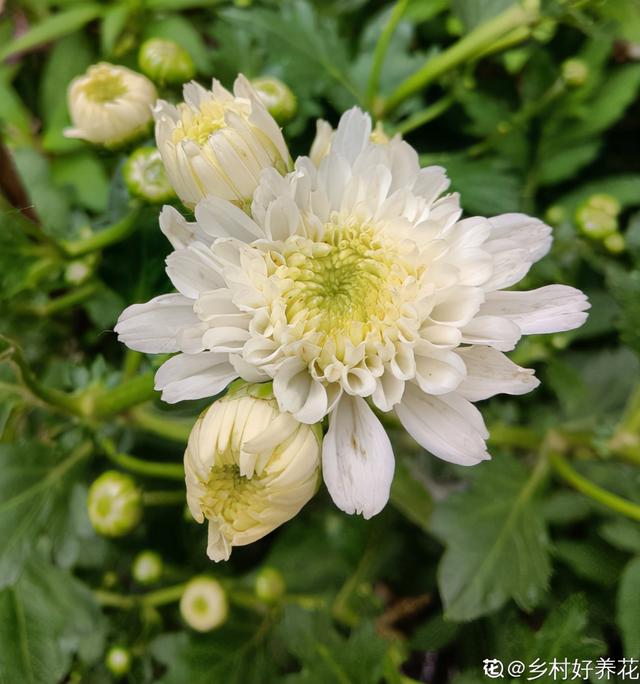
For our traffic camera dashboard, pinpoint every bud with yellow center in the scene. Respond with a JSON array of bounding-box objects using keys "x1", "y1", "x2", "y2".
[
  {"x1": 65, "y1": 63, "x2": 157, "y2": 146},
  {"x1": 184, "y1": 384, "x2": 322, "y2": 561},
  {"x1": 180, "y1": 576, "x2": 228, "y2": 632},
  {"x1": 250, "y1": 76, "x2": 297, "y2": 124},
  {"x1": 153, "y1": 75, "x2": 290, "y2": 209},
  {"x1": 123, "y1": 146, "x2": 175, "y2": 203},
  {"x1": 87, "y1": 470, "x2": 143, "y2": 537}
]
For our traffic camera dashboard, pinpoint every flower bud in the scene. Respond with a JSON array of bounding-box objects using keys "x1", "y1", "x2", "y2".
[
  {"x1": 250, "y1": 76, "x2": 297, "y2": 124},
  {"x1": 87, "y1": 471, "x2": 142, "y2": 537},
  {"x1": 132, "y1": 550, "x2": 163, "y2": 585},
  {"x1": 184, "y1": 386, "x2": 322, "y2": 561},
  {"x1": 105, "y1": 646, "x2": 132, "y2": 678},
  {"x1": 65, "y1": 63, "x2": 157, "y2": 146},
  {"x1": 153, "y1": 75, "x2": 290, "y2": 209},
  {"x1": 561, "y1": 58, "x2": 589, "y2": 87},
  {"x1": 180, "y1": 576, "x2": 228, "y2": 632},
  {"x1": 588, "y1": 193, "x2": 621, "y2": 217},
  {"x1": 255, "y1": 566, "x2": 286, "y2": 603},
  {"x1": 544, "y1": 204, "x2": 566, "y2": 227},
  {"x1": 575, "y1": 205, "x2": 618, "y2": 240},
  {"x1": 604, "y1": 232, "x2": 625, "y2": 255},
  {"x1": 123, "y1": 146, "x2": 175, "y2": 203},
  {"x1": 138, "y1": 38, "x2": 196, "y2": 86}
]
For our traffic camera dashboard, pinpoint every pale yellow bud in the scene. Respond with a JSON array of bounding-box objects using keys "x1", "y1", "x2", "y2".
[
  {"x1": 153, "y1": 75, "x2": 290, "y2": 209},
  {"x1": 251, "y1": 76, "x2": 297, "y2": 123},
  {"x1": 184, "y1": 386, "x2": 322, "y2": 562},
  {"x1": 65, "y1": 63, "x2": 157, "y2": 146},
  {"x1": 180, "y1": 576, "x2": 228, "y2": 632}
]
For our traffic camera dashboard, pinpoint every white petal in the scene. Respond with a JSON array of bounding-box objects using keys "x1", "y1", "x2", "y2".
[
  {"x1": 414, "y1": 346, "x2": 467, "y2": 395},
  {"x1": 323, "y1": 395, "x2": 395, "y2": 519},
  {"x1": 166, "y1": 244, "x2": 224, "y2": 298},
  {"x1": 154, "y1": 352, "x2": 237, "y2": 403},
  {"x1": 479, "y1": 285, "x2": 590, "y2": 335},
  {"x1": 114, "y1": 294, "x2": 197, "y2": 353},
  {"x1": 159, "y1": 205, "x2": 211, "y2": 250},
  {"x1": 330, "y1": 107, "x2": 372, "y2": 165},
  {"x1": 456, "y1": 346, "x2": 539, "y2": 401},
  {"x1": 194, "y1": 195, "x2": 264, "y2": 242},
  {"x1": 460, "y1": 315, "x2": 522, "y2": 351},
  {"x1": 395, "y1": 384, "x2": 490, "y2": 466},
  {"x1": 273, "y1": 358, "x2": 328, "y2": 424}
]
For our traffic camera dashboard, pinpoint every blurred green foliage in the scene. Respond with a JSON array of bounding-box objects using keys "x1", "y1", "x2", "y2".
[{"x1": 1, "y1": 0, "x2": 640, "y2": 682}]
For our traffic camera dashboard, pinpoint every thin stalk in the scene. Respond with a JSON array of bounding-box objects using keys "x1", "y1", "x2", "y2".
[
  {"x1": 129, "y1": 404, "x2": 194, "y2": 443},
  {"x1": 549, "y1": 450, "x2": 640, "y2": 522},
  {"x1": 143, "y1": 490, "x2": 185, "y2": 506},
  {"x1": 95, "y1": 582, "x2": 187, "y2": 610},
  {"x1": 59, "y1": 205, "x2": 141, "y2": 257},
  {"x1": 487, "y1": 423, "x2": 540, "y2": 450},
  {"x1": 99, "y1": 437, "x2": 184, "y2": 480},
  {"x1": 27, "y1": 281, "x2": 100, "y2": 316},
  {"x1": 122, "y1": 350, "x2": 143, "y2": 381},
  {"x1": 382, "y1": 2, "x2": 537, "y2": 115},
  {"x1": 92, "y1": 372, "x2": 156, "y2": 418},
  {"x1": 393, "y1": 95, "x2": 454, "y2": 136},
  {"x1": 366, "y1": 0, "x2": 410, "y2": 109}
]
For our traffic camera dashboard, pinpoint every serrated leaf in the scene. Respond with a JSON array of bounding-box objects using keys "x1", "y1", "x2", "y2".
[
  {"x1": 0, "y1": 442, "x2": 88, "y2": 587},
  {"x1": 0, "y1": 558, "x2": 104, "y2": 683},
  {"x1": 606, "y1": 266, "x2": 640, "y2": 357},
  {"x1": 430, "y1": 454, "x2": 550, "y2": 621},
  {"x1": 617, "y1": 557, "x2": 640, "y2": 657}
]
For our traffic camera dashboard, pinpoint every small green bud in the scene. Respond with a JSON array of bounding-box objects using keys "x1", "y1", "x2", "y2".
[
  {"x1": 64, "y1": 259, "x2": 92, "y2": 285},
  {"x1": 87, "y1": 471, "x2": 142, "y2": 537},
  {"x1": 255, "y1": 566, "x2": 286, "y2": 603},
  {"x1": 102, "y1": 571, "x2": 118, "y2": 589},
  {"x1": 445, "y1": 15, "x2": 464, "y2": 36},
  {"x1": 587, "y1": 193, "x2": 621, "y2": 217},
  {"x1": 251, "y1": 76, "x2": 297, "y2": 124},
  {"x1": 132, "y1": 550, "x2": 163, "y2": 585},
  {"x1": 180, "y1": 576, "x2": 228, "y2": 632},
  {"x1": 604, "y1": 232, "x2": 626, "y2": 255},
  {"x1": 138, "y1": 38, "x2": 195, "y2": 86},
  {"x1": 531, "y1": 17, "x2": 556, "y2": 43},
  {"x1": 105, "y1": 646, "x2": 132, "y2": 678},
  {"x1": 123, "y1": 146, "x2": 175, "y2": 203},
  {"x1": 545, "y1": 205, "x2": 566, "y2": 226},
  {"x1": 575, "y1": 205, "x2": 618, "y2": 240},
  {"x1": 561, "y1": 58, "x2": 589, "y2": 87}
]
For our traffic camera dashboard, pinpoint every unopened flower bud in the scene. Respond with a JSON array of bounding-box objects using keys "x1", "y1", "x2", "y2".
[
  {"x1": 604, "y1": 232, "x2": 625, "y2": 255},
  {"x1": 132, "y1": 550, "x2": 163, "y2": 585},
  {"x1": 180, "y1": 576, "x2": 228, "y2": 632},
  {"x1": 255, "y1": 566, "x2": 286, "y2": 603},
  {"x1": 251, "y1": 76, "x2": 297, "y2": 124},
  {"x1": 561, "y1": 58, "x2": 589, "y2": 87},
  {"x1": 588, "y1": 193, "x2": 621, "y2": 217},
  {"x1": 138, "y1": 38, "x2": 196, "y2": 86},
  {"x1": 184, "y1": 386, "x2": 322, "y2": 561},
  {"x1": 65, "y1": 63, "x2": 157, "y2": 146},
  {"x1": 544, "y1": 204, "x2": 566, "y2": 227},
  {"x1": 123, "y1": 146, "x2": 175, "y2": 203},
  {"x1": 154, "y1": 75, "x2": 290, "y2": 209},
  {"x1": 575, "y1": 205, "x2": 618, "y2": 240},
  {"x1": 105, "y1": 646, "x2": 132, "y2": 678},
  {"x1": 87, "y1": 471, "x2": 142, "y2": 537},
  {"x1": 64, "y1": 258, "x2": 93, "y2": 285}
]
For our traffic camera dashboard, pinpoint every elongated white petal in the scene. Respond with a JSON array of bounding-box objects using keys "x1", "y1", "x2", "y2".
[
  {"x1": 456, "y1": 346, "x2": 539, "y2": 401},
  {"x1": 272, "y1": 358, "x2": 327, "y2": 424},
  {"x1": 155, "y1": 352, "x2": 237, "y2": 403},
  {"x1": 159, "y1": 205, "x2": 212, "y2": 250},
  {"x1": 460, "y1": 316, "x2": 522, "y2": 351},
  {"x1": 114, "y1": 294, "x2": 197, "y2": 353},
  {"x1": 395, "y1": 383, "x2": 490, "y2": 466},
  {"x1": 479, "y1": 285, "x2": 590, "y2": 334},
  {"x1": 331, "y1": 107, "x2": 372, "y2": 165},
  {"x1": 323, "y1": 395, "x2": 395, "y2": 519},
  {"x1": 195, "y1": 196, "x2": 264, "y2": 242},
  {"x1": 166, "y1": 244, "x2": 225, "y2": 298}
]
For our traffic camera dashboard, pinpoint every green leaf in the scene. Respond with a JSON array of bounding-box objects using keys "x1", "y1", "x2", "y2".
[
  {"x1": 100, "y1": 3, "x2": 131, "y2": 56},
  {"x1": 142, "y1": 15, "x2": 211, "y2": 74},
  {"x1": 452, "y1": 0, "x2": 513, "y2": 31},
  {"x1": 618, "y1": 557, "x2": 640, "y2": 657},
  {"x1": 537, "y1": 140, "x2": 601, "y2": 186},
  {"x1": 51, "y1": 152, "x2": 109, "y2": 214},
  {"x1": 0, "y1": 5, "x2": 103, "y2": 61},
  {"x1": 557, "y1": 174, "x2": 640, "y2": 218},
  {"x1": 390, "y1": 457, "x2": 432, "y2": 532},
  {"x1": 606, "y1": 266, "x2": 640, "y2": 357},
  {"x1": 0, "y1": 442, "x2": 88, "y2": 587},
  {"x1": 0, "y1": 558, "x2": 104, "y2": 683},
  {"x1": 600, "y1": 519, "x2": 640, "y2": 554},
  {"x1": 278, "y1": 606, "x2": 388, "y2": 684},
  {"x1": 624, "y1": 211, "x2": 640, "y2": 268},
  {"x1": 554, "y1": 539, "x2": 625, "y2": 586},
  {"x1": 430, "y1": 454, "x2": 550, "y2": 621}
]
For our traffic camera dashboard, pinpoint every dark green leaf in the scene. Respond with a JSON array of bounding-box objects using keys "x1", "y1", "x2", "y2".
[{"x1": 618, "y1": 557, "x2": 640, "y2": 657}]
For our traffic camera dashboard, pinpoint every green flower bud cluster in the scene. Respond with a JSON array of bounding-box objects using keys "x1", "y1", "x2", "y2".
[
  {"x1": 123, "y1": 146, "x2": 175, "y2": 203},
  {"x1": 254, "y1": 566, "x2": 286, "y2": 604},
  {"x1": 251, "y1": 76, "x2": 297, "y2": 124},
  {"x1": 138, "y1": 38, "x2": 196, "y2": 86},
  {"x1": 561, "y1": 58, "x2": 589, "y2": 88},
  {"x1": 575, "y1": 194, "x2": 625, "y2": 254},
  {"x1": 87, "y1": 471, "x2": 142, "y2": 537}
]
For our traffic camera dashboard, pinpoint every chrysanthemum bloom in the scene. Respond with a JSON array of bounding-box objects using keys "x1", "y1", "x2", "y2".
[
  {"x1": 153, "y1": 75, "x2": 290, "y2": 209},
  {"x1": 182, "y1": 386, "x2": 321, "y2": 561},
  {"x1": 65, "y1": 63, "x2": 157, "y2": 146},
  {"x1": 116, "y1": 107, "x2": 589, "y2": 519}
]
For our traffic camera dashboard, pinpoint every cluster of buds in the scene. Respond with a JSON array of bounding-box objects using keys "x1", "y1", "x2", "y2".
[{"x1": 575, "y1": 194, "x2": 625, "y2": 254}]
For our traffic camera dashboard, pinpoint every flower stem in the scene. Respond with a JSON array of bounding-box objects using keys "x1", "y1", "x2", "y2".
[
  {"x1": 95, "y1": 582, "x2": 187, "y2": 610},
  {"x1": 392, "y1": 95, "x2": 454, "y2": 136},
  {"x1": 143, "y1": 490, "x2": 185, "y2": 506},
  {"x1": 26, "y1": 281, "x2": 101, "y2": 316},
  {"x1": 366, "y1": 0, "x2": 410, "y2": 110},
  {"x1": 92, "y1": 372, "x2": 156, "y2": 418},
  {"x1": 382, "y1": 2, "x2": 537, "y2": 115},
  {"x1": 548, "y1": 449, "x2": 640, "y2": 522},
  {"x1": 99, "y1": 436, "x2": 184, "y2": 480},
  {"x1": 129, "y1": 404, "x2": 193, "y2": 443}
]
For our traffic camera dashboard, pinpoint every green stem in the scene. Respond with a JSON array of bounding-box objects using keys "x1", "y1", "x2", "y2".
[
  {"x1": 366, "y1": 0, "x2": 410, "y2": 109},
  {"x1": 487, "y1": 423, "x2": 540, "y2": 450},
  {"x1": 59, "y1": 205, "x2": 141, "y2": 257},
  {"x1": 392, "y1": 95, "x2": 454, "y2": 136},
  {"x1": 122, "y1": 350, "x2": 143, "y2": 381},
  {"x1": 99, "y1": 437, "x2": 184, "y2": 480},
  {"x1": 382, "y1": 2, "x2": 537, "y2": 115},
  {"x1": 92, "y1": 372, "x2": 156, "y2": 418},
  {"x1": 129, "y1": 404, "x2": 193, "y2": 443},
  {"x1": 27, "y1": 281, "x2": 100, "y2": 316},
  {"x1": 549, "y1": 450, "x2": 640, "y2": 522},
  {"x1": 143, "y1": 490, "x2": 185, "y2": 506},
  {"x1": 95, "y1": 582, "x2": 187, "y2": 610}
]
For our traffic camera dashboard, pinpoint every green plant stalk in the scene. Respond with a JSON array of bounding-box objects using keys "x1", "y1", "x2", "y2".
[
  {"x1": 99, "y1": 436, "x2": 184, "y2": 480},
  {"x1": 129, "y1": 404, "x2": 194, "y2": 443},
  {"x1": 92, "y1": 372, "x2": 156, "y2": 418},
  {"x1": 143, "y1": 490, "x2": 185, "y2": 506},
  {"x1": 59, "y1": 205, "x2": 141, "y2": 257},
  {"x1": 28, "y1": 281, "x2": 100, "y2": 316},
  {"x1": 366, "y1": 0, "x2": 410, "y2": 109},
  {"x1": 95, "y1": 582, "x2": 187, "y2": 610},
  {"x1": 549, "y1": 450, "x2": 640, "y2": 521},
  {"x1": 393, "y1": 95, "x2": 454, "y2": 136},
  {"x1": 382, "y1": 2, "x2": 538, "y2": 115}
]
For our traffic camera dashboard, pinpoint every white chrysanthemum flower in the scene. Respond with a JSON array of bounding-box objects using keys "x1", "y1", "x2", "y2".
[
  {"x1": 115, "y1": 107, "x2": 589, "y2": 519},
  {"x1": 153, "y1": 75, "x2": 291, "y2": 209},
  {"x1": 183, "y1": 387, "x2": 321, "y2": 561},
  {"x1": 65, "y1": 63, "x2": 157, "y2": 146}
]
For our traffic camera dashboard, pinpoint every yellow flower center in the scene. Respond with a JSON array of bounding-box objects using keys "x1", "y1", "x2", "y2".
[
  {"x1": 200, "y1": 464, "x2": 264, "y2": 525},
  {"x1": 171, "y1": 100, "x2": 250, "y2": 146},
  {"x1": 82, "y1": 67, "x2": 127, "y2": 103}
]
